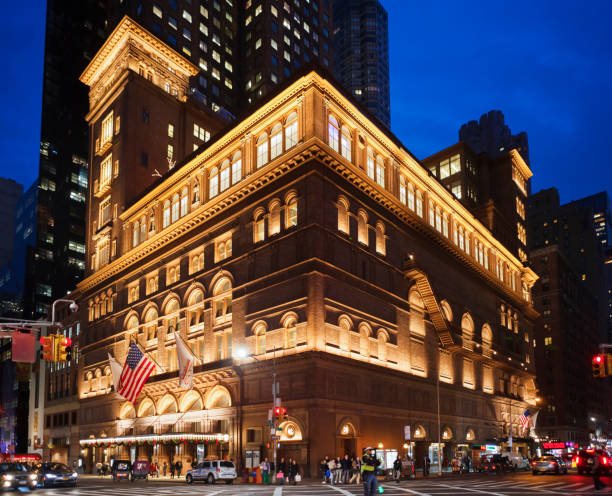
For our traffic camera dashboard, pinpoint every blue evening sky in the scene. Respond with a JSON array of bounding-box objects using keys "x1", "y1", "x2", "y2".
[{"x1": 1, "y1": 1, "x2": 610, "y2": 203}]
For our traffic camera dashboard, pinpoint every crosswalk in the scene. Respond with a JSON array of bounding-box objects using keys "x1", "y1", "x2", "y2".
[{"x1": 33, "y1": 477, "x2": 612, "y2": 496}]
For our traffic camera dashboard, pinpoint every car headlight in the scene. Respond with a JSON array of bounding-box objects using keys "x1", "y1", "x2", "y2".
[
  {"x1": 45, "y1": 473, "x2": 57, "y2": 479},
  {"x1": 3, "y1": 475, "x2": 14, "y2": 481},
  {"x1": 29, "y1": 474, "x2": 38, "y2": 481},
  {"x1": 72, "y1": 472, "x2": 78, "y2": 477}
]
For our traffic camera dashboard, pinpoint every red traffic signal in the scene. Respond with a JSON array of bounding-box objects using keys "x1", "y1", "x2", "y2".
[
  {"x1": 273, "y1": 407, "x2": 287, "y2": 417},
  {"x1": 592, "y1": 354, "x2": 606, "y2": 378}
]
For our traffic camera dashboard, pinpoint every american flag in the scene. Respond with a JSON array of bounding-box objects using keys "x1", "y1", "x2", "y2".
[
  {"x1": 118, "y1": 343, "x2": 155, "y2": 403},
  {"x1": 519, "y1": 409, "x2": 531, "y2": 430}
]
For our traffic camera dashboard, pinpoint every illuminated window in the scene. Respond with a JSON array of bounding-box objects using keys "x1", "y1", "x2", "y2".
[
  {"x1": 213, "y1": 279, "x2": 232, "y2": 323},
  {"x1": 167, "y1": 144, "x2": 174, "y2": 160},
  {"x1": 101, "y1": 111, "x2": 113, "y2": 146},
  {"x1": 219, "y1": 159, "x2": 231, "y2": 192},
  {"x1": 375, "y1": 156, "x2": 385, "y2": 187},
  {"x1": 337, "y1": 197, "x2": 349, "y2": 234},
  {"x1": 357, "y1": 210, "x2": 368, "y2": 245},
  {"x1": 544, "y1": 336, "x2": 552, "y2": 346},
  {"x1": 257, "y1": 133, "x2": 269, "y2": 168},
  {"x1": 451, "y1": 183, "x2": 462, "y2": 199},
  {"x1": 407, "y1": 183, "x2": 415, "y2": 211},
  {"x1": 209, "y1": 167, "x2": 219, "y2": 198},
  {"x1": 99, "y1": 197, "x2": 111, "y2": 226},
  {"x1": 270, "y1": 123, "x2": 283, "y2": 159},
  {"x1": 375, "y1": 222, "x2": 385, "y2": 255},
  {"x1": 231, "y1": 151, "x2": 242, "y2": 185},
  {"x1": 286, "y1": 195, "x2": 298, "y2": 228},
  {"x1": 100, "y1": 154, "x2": 112, "y2": 188},
  {"x1": 254, "y1": 210, "x2": 265, "y2": 243},
  {"x1": 416, "y1": 191, "x2": 423, "y2": 217},
  {"x1": 171, "y1": 193, "x2": 179, "y2": 223},
  {"x1": 367, "y1": 147, "x2": 375, "y2": 179},
  {"x1": 180, "y1": 187, "x2": 188, "y2": 217},
  {"x1": 399, "y1": 176, "x2": 407, "y2": 205},
  {"x1": 328, "y1": 115, "x2": 339, "y2": 152},
  {"x1": 163, "y1": 200, "x2": 171, "y2": 228},
  {"x1": 285, "y1": 112, "x2": 298, "y2": 149},
  {"x1": 340, "y1": 125, "x2": 352, "y2": 161}
]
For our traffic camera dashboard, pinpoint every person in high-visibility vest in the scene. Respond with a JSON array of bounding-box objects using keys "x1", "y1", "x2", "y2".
[{"x1": 361, "y1": 447, "x2": 380, "y2": 496}]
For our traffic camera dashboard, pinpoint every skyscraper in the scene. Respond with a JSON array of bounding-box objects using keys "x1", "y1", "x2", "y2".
[{"x1": 332, "y1": 0, "x2": 390, "y2": 128}]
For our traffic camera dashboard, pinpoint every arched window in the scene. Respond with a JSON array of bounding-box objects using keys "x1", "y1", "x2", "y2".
[
  {"x1": 126, "y1": 315, "x2": 139, "y2": 333},
  {"x1": 253, "y1": 210, "x2": 265, "y2": 242},
  {"x1": 375, "y1": 155, "x2": 385, "y2": 187},
  {"x1": 357, "y1": 210, "x2": 368, "y2": 245},
  {"x1": 133, "y1": 222, "x2": 140, "y2": 247},
  {"x1": 231, "y1": 151, "x2": 242, "y2": 184},
  {"x1": 209, "y1": 167, "x2": 219, "y2": 198},
  {"x1": 270, "y1": 123, "x2": 283, "y2": 160},
  {"x1": 171, "y1": 193, "x2": 180, "y2": 223},
  {"x1": 375, "y1": 222, "x2": 385, "y2": 255},
  {"x1": 482, "y1": 324, "x2": 493, "y2": 348},
  {"x1": 285, "y1": 317, "x2": 297, "y2": 348},
  {"x1": 428, "y1": 202, "x2": 435, "y2": 227},
  {"x1": 407, "y1": 183, "x2": 415, "y2": 211},
  {"x1": 140, "y1": 216, "x2": 146, "y2": 243},
  {"x1": 399, "y1": 176, "x2": 407, "y2": 204},
  {"x1": 256, "y1": 133, "x2": 268, "y2": 168},
  {"x1": 144, "y1": 308, "x2": 158, "y2": 341},
  {"x1": 214, "y1": 278, "x2": 232, "y2": 323},
  {"x1": 341, "y1": 125, "x2": 352, "y2": 161},
  {"x1": 286, "y1": 195, "x2": 298, "y2": 228},
  {"x1": 461, "y1": 313, "x2": 474, "y2": 343},
  {"x1": 219, "y1": 159, "x2": 231, "y2": 192},
  {"x1": 165, "y1": 299, "x2": 180, "y2": 332},
  {"x1": 416, "y1": 191, "x2": 423, "y2": 217},
  {"x1": 180, "y1": 187, "x2": 188, "y2": 217},
  {"x1": 328, "y1": 115, "x2": 339, "y2": 152},
  {"x1": 435, "y1": 207, "x2": 442, "y2": 233},
  {"x1": 337, "y1": 197, "x2": 349, "y2": 234},
  {"x1": 285, "y1": 112, "x2": 298, "y2": 149},
  {"x1": 255, "y1": 324, "x2": 266, "y2": 354},
  {"x1": 192, "y1": 179, "x2": 200, "y2": 204},
  {"x1": 269, "y1": 200, "x2": 281, "y2": 236},
  {"x1": 366, "y1": 147, "x2": 375, "y2": 179},
  {"x1": 188, "y1": 289, "x2": 204, "y2": 326},
  {"x1": 163, "y1": 200, "x2": 171, "y2": 228}
]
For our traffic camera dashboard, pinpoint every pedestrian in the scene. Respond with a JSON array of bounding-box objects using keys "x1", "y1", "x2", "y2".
[
  {"x1": 592, "y1": 454, "x2": 605, "y2": 490},
  {"x1": 163, "y1": 461, "x2": 167, "y2": 477},
  {"x1": 327, "y1": 457, "x2": 336, "y2": 485},
  {"x1": 341, "y1": 454, "x2": 351, "y2": 483},
  {"x1": 260, "y1": 457, "x2": 270, "y2": 484},
  {"x1": 170, "y1": 461, "x2": 175, "y2": 479},
  {"x1": 335, "y1": 457, "x2": 342, "y2": 484},
  {"x1": 393, "y1": 455, "x2": 402, "y2": 483},
  {"x1": 349, "y1": 456, "x2": 361, "y2": 484},
  {"x1": 321, "y1": 458, "x2": 329, "y2": 483},
  {"x1": 289, "y1": 459, "x2": 300, "y2": 485},
  {"x1": 361, "y1": 447, "x2": 380, "y2": 496},
  {"x1": 277, "y1": 457, "x2": 285, "y2": 484},
  {"x1": 177, "y1": 460, "x2": 182, "y2": 476},
  {"x1": 96, "y1": 461, "x2": 102, "y2": 477},
  {"x1": 423, "y1": 455, "x2": 430, "y2": 477}
]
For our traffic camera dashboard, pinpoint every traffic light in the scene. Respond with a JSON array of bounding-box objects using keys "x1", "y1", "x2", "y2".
[
  {"x1": 273, "y1": 406, "x2": 286, "y2": 417},
  {"x1": 592, "y1": 354, "x2": 606, "y2": 377},
  {"x1": 57, "y1": 336, "x2": 72, "y2": 362},
  {"x1": 40, "y1": 335, "x2": 56, "y2": 362}
]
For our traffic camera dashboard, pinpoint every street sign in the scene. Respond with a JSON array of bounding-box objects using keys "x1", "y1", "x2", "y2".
[{"x1": 404, "y1": 425, "x2": 411, "y2": 440}]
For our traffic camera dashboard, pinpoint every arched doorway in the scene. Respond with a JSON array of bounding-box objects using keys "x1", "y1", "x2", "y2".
[{"x1": 336, "y1": 420, "x2": 358, "y2": 457}]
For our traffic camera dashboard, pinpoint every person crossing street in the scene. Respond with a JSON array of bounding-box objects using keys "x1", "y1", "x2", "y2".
[{"x1": 361, "y1": 447, "x2": 380, "y2": 496}]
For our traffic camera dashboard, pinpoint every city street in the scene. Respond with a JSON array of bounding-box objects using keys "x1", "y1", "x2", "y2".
[{"x1": 20, "y1": 472, "x2": 612, "y2": 496}]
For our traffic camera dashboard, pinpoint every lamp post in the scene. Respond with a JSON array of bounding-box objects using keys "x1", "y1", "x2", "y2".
[{"x1": 436, "y1": 366, "x2": 442, "y2": 476}]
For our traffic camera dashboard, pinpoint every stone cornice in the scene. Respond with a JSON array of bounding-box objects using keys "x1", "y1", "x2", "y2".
[
  {"x1": 510, "y1": 149, "x2": 533, "y2": 180},
  {"x1": 80, "y1": 16, "x2": 198, "y2": 87}
]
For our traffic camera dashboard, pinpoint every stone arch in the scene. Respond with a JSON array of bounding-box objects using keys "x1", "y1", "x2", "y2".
[
  {"x1": 358, "y1": 322, "x2": 372, "y2": 338},
  {"x1": 179, "y1": 389, "x2": 204, "y2": 412},
  {"x1": 183, "y1": 282, "x2": 206, "y2": 306},
  {"x1": 358, "y1": 322, "x2": 371, "y2": 357},
  {"x1": 119, "y1": 402, "x2": 136, "y2": 420},
  {"x1": 280, "y1": 311, "x2": 299, "y2": 329},
  {"x1": 441, "y1": 426, "x2": 453, "y2": 441},
  {"x1": 465, "y1": 427, "x2": 476, "y2": 441},
  {"x1": 461, "y1": 313, "x2": 474, "y2": 344},
  {"x1": 161, "y1": 292, "x2": 181, "y2": 314},
  {"x1": 337, "y1": 416, "x2": 360, "y2": 437},
  {"x1": 481, "y1": 323, "x2": 493, "y2": 347},
  {"x1": 278, "y1": 419, "x2": 303, "y2": 441},
  {"x1": 137, "y1": 397, "x2": 156, "y2": 417},
  {"x1": 413, "y1": 424, "x2": 427, "y2": 439},
  {"x1": 157, "y1": 393, "x2": 178, "y2": 415},
  {"x1": 123, "y1": 310, "x2": 140, "y2": 331},
  {"x1": 408, "y1": 287, "x2": 424, "y2": 308},
  {"x1": 338, "y1": 314, "x2": 353, "y2": 331},
  {"x1": 377, "y1": 328, "x2": 390, "y2": 342},
  {"x1": 209, "y1": 270, "x2": 235, "y2": 294},
  {"x1": 205, "y1": 385, "x2": 232, "y2": 409},
  {"x1": 440, "y1": 300, "x2": 453, "y2": 322}
]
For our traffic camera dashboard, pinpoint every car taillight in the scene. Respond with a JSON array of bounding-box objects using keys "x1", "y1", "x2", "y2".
[
  {"x1": 603, "y1": 457, "x2": 608, "y2": 465},
  {"x1": 532, "y1": 462, "x2": 537, "y2": 466},
  {"x1": 552, "y1": 462, "x2": 557, "y2": 466},
  {"x1": 216, "y1": 468, "x2": 220, "y2": 472}
]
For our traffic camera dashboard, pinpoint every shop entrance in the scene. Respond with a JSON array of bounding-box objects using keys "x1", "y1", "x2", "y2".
[{"x1": 337, "y1": 437, "x2": 357, "y2": 457}]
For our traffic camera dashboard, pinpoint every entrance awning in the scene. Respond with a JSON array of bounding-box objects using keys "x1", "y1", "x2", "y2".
[{"x1": 80, "y1": 433, "x2": 229, "y2": 446}]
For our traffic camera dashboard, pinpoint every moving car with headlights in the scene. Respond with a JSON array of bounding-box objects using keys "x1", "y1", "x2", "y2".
[
  {"x1": 575, "y1": 449, "x2": 610, "y2": 475},
  {"x1": 111, "y1": 460, "x2": 132, "y2": 482},
  {"x1": 38, "y1": 462, "x2": 78, "y2": 487},
  {"x1": 0, "y1": 462, "x2": 38, "y2": 491},
  {"x1": 186, "y1": 460, "x2": 236, "y2": 484},
  {"x1": 531, "y1": 455, "x2": 567, "y2": 475}
]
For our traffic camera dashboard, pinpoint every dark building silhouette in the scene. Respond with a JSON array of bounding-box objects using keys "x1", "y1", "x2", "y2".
[
  {"x1": 459, "y1": 110, "x2": 529, "y2": 167},
  {"x1": 333, "y1": 0, "x2": 390, "y2": 128},
  {"x1": 527, "y1": 187, "x2": 611, "y2": 442},
  {"x1": 0, "y1": 178, "x2": 23, "y2": 268}
]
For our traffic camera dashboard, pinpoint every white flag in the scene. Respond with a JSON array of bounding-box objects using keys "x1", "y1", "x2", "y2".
[
  {"x1": 108, "y1": 353, "x2": 127, "y2": 399},
  {"x1": 174, "y1": 332, "x2": 194, "y2": 389}
]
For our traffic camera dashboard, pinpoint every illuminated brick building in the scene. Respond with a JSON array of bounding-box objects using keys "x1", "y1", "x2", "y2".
[{"x1": 71, "y1": 17, "x2": 539, "y2": 476}]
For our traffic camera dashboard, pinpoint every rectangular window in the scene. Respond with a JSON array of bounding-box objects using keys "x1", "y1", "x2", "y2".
[
  {"x1": 100, "y1": 154, "x2": 112, "y2": 187},
  {"x1": 99, "y1": 197, "x2": 111, "y2": 226},
  {"x1": 153, "y1": 3, "x2": 163, "y2": 18},
  {"x1": 167, "y1": 144, "x2": 174, "y2": 159},
  {"x1": 101, "y1": 111, "x2": 113, "y2": 146},
  {"x1": 183, "y1": 10, "x2": 192, "y2": 22},
  {"x1": 451, "y1": 183, "x2": 462, "y2": 199},
  {"x1": 168, "y1": 123, "x2": 174, "y2": 138}
]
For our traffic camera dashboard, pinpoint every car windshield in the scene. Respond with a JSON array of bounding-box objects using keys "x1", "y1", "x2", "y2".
[
  {"x1": 45, "y1": 463, "x2": 68, "y2": 471},
  {"x1": 538, "y1": 456, "x2": 554, "y2": 461},
  {"x1": 220, "y1": 461, "x2": 234, "y2": 468},
  {"x1": 115, "y1": 462, "x2": 130, "y2": 470},
  {"x1": 0, "y1": 463, "x2": 26, "y2": 472}
]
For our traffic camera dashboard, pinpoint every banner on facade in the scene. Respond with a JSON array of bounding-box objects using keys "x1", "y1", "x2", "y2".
[
  {"x1": 174, "y1": 331, "x2": 194, "y2": 389},
  {"x1": 108, "y1": 353, "x2": 126, "y2": 399},
  {"x1": 404, "y1": 425, "x2": 411, "y2": 440}
]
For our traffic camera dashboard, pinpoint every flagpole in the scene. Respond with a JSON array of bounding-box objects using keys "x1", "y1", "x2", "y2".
[
  {"x1": 172, "y1": 327, "x2": 203, "y2": 364},
  {"x1": 133, "y1": 339, "x2": 166, "y2": 373}
]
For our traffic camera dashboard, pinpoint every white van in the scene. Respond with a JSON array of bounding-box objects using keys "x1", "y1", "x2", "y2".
[
  {"x1": 501, "y1": 453, "x2": 529, "y2": 470},
  {"x1": 186, "y1": 460, "x2": 237, "y2": 484}
]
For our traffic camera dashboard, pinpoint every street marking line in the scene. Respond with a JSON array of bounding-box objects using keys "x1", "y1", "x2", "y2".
[
  {"x1": 380, "y1": 484, "x2": 431, "y2": 496},
  {"x1": 436, "y1": 482, "x2": 508, "y2": 496},
  {"x1": 273, "y1": 486, "x2": 283, "y2": 496},
  {"x1": 329, "y1": 484, "x2": 359, "y2": 496}
]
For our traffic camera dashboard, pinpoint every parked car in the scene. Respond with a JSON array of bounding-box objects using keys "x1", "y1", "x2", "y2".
[
  {"x1": 479, "y1": 454, "x2": 515, "y2": 474},
  {"x1": 575, "y1": 449, "x2": 610, "y2": 475},
  {"x1": 501, "y1": 453, "x2": 530, "y2": 470},
  {"x1": 111, "y1": 460, "x2": 132, "y2": 482},
  {"x1": 531, "y1": 456, "x2": 567, "y2": 475},
  {"x1": 38, "y1": 462, "x2": 78, "y2": 487},
  {"x1": 0, "y1": 462, "x2": 38, "y2": 491},
  {"x1": 186, "y1": 460, "x2": 236, "y2": 484}
]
